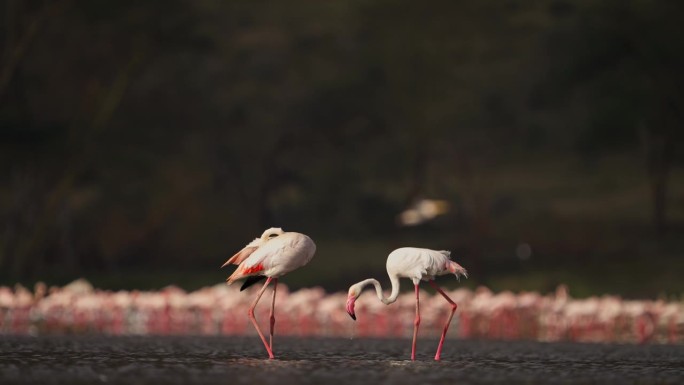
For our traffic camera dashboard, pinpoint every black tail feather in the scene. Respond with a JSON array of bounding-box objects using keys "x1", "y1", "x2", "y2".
[{"x1": 240, "y1": 275, "x2": 267, "y2": 291}]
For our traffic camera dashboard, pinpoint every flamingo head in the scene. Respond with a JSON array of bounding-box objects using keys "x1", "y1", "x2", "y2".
[
  {"x1": 260, "y1": 227, "x2": 284, "y2": 240},
  {"x1": 346, "y1": 284, "x2": 362, "y2": 321}
]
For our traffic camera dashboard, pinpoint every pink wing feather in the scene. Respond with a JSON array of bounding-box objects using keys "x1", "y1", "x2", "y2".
[{"x1": 221, "y1": 246, "x2": 258, "y2": 268}]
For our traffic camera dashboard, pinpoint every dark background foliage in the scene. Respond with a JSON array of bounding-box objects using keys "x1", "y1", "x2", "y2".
[{"x1": 1, "y1": 0, "x2": 682, "y2": 297}]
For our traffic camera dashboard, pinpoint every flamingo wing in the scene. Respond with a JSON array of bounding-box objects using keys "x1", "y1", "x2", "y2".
[
  {"x1": 387, "y1": 247, "x2": 451, "y2": 281},
  {"x1": 225, "y1": 232, "x2": 315, "y2": 284},
  {"x1": 225, "y1": 236, "x2": 286, "y2": 284},
  {"x1": 226, "y1": 251, "x2": 270, "y2": 284},
  {"x1": 221, "y1": 246, "x2": 258, "y2": 268},
  {"x1": 262, "y1": 233, "x2": 316, "y2": 275},
  {"x1": 239, "y1": 275, "x2": 267, "y2": 291}
]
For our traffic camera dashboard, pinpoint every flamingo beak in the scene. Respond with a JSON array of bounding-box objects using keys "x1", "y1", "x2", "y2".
[{"x1": 346, "y1": 296, "x2": 356, "y2": 321}]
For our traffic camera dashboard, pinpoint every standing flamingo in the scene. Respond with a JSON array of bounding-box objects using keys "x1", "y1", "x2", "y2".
[
  {"x1": 221, "y1": 227, "x2": 316, "y2": 359},
  {"x1": 346, "y1": 247, "x2": 467, "y2": 361}
]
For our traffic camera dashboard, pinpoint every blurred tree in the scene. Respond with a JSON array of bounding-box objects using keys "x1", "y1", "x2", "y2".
[
  {"x1": 541, "y1": 0, "x2": 684, "y2": 235},
  {"x1": 0, "y1": 0, "x2": 206, "y2": 277},
  {"x1": 0, "y1": 0, "x2": 681, "y2": 293},
  {"x1": 0, "y1": 0, "x2": 72, "y2": 99}
]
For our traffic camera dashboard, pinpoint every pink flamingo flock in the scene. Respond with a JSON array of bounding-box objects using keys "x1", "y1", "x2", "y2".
[
  {"x1": 0, "y1": 227, "x2": 682, "y2": 356},
  {"x1": 0, "y1": 279, "x2": 682, "y2": 345}
]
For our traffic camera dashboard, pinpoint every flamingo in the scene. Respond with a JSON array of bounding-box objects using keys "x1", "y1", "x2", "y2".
[
  {"x1": 346, "y1": 247, "x2": 467, "y2": 361},
  {"x1": 221, "y1": 227, "x2": 316, "y2": 359}
]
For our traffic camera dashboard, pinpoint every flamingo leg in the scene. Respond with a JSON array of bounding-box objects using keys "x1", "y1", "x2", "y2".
[
  {"x1": 269, "y1": 278, "x2": 278, "y2": 351},
  {"x1": 428, "y1": 280, "x2": 458, "y2": 361},
  {"x1": 411, "y1": 283, "x2": 421, "y2": 361},
  {"x1": 248, "y1": 277, "x2": 275, "y2": 359}
]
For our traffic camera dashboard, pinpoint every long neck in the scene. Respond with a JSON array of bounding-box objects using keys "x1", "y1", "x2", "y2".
[{"x1": 358, "y1": 274, "x2": 401, "y2": 305}]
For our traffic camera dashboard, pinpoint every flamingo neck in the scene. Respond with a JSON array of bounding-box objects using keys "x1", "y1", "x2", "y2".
[
  {"x1": 385, "y1": 273, "x2": 401, "y2": 304},
  {"x1": 357, "y1": 274, "x2": 400, "y2": 305}
]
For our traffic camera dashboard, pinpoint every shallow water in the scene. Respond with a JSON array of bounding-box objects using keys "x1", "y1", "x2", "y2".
[{"x1": 1, "y1": 336, "x2": 682, "y2": 385}]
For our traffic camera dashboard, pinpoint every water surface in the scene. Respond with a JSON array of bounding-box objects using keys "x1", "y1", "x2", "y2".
[{"x1": 1, "y1": 336, "x2": 682, "y2": 384}]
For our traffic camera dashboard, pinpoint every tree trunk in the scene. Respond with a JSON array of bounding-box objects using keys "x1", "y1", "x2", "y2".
[{"x1": 640, "y1": 126, "x2": 674, "y2": 235}]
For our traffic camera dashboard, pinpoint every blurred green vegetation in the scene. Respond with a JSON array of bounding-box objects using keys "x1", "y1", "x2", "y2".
[{"x1": 1, "y1": 0, "x2": 683, "y2": 298}]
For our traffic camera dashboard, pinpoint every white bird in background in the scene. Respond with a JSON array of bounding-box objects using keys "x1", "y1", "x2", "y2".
[
  {"x1": 221, "y1": 227, "x2": 316, "y2": 359},
  {"x1": 346, "y1": 247, "x2": 468, "y2": 361},
  {"x1": 398, "y1": 198, "x2": 450, "y2": 226}
]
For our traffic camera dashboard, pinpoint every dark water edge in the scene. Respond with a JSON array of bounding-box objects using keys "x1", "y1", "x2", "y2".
[{"x1": 1, "y1": 335, "x2": 683, "y2": 385}]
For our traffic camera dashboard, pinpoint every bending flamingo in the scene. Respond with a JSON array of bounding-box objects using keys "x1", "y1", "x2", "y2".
[
  {"x1": 221, "y1": 227, "x2": 316, "y2": 359},
  {"x1": 346, "y1": 247, "x2": 467, "y2": 361}
]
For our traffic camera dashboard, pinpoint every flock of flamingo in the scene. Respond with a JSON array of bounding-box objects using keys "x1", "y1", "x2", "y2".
[{"x1": 1, "y1": 228, "x2": 682, "y2": 359}]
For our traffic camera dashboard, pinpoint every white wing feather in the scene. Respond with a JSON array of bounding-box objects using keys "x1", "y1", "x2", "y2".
[
  {"x1": 239, "y1": 232, "x2": 315, "y2": 277},
  {"x1": 386, "y1": 247, "x2": 451, "y2": 282}
]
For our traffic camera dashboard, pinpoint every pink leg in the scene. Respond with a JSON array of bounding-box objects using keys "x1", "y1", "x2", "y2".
[
  {"x1": 411, "y1": 283, "x2": 420, "y2": 361},
  {"x1": 269, "y1": 278, "x2": 278, "y2": 351},
  {"x1": 248, "y1": 277, "x2": 275, "y2": 359},
  {"x1": 429, "y1": 280, "x2": 458, "y2": 361}
]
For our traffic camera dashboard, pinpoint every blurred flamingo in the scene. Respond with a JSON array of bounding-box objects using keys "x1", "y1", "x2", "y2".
[
  {"x1": 221, "y1": 227, "x2": 316, "y2": 359},
  {"x1": 346, "y1": 247, "x2": 468, "y2": 361},
  {"x1": 2, "y1": 278, "x2": 683, "y2": 343}
]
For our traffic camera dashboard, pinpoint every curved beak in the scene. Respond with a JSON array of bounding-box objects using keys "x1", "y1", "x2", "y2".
[{"x1": 346, "y1": 296, "x2": 356, "y2": 321}]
